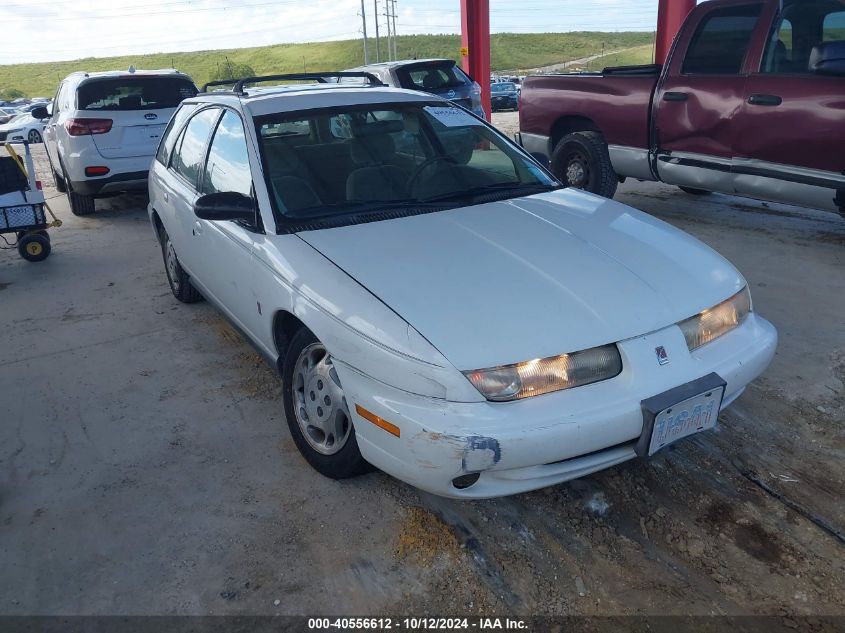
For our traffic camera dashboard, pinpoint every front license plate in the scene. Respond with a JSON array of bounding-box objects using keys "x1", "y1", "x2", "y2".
[{"x1": 637, "y1": 373, "x2": 726, "y2": 458}]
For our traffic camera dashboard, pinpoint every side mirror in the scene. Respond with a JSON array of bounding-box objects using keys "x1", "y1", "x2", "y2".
[
  {"x1": 810, "y1": 42, "x2": 845, "y2": 76},
  {"x1": 30, "y1": 106, "x2": 49, "y2": 120},
  {"x1": 193, "y1": 192, "x2": 255, "y2": 222}
]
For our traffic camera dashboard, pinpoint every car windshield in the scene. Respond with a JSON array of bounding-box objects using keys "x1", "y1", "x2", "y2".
[
  {"x1": 492, "y1": 83, "x2": 516, "y2": 92},
  {"x1": 255, "y1": 101, "x2": 556, "y2": 229},
  {"x1": 77, "y1": 77, "x2": 197, "y2": 111}
]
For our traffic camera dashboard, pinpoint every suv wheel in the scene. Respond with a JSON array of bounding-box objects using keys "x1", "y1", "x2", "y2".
[
  {"x1": 551, "y1": 131, "x2": 618, "y2": 199},
  {"x1": 282, "y1": 327, "x2": 372, "y2": 479},
  {"x1": 160, "y1": 228, "x2": 203, "y2": 303}
]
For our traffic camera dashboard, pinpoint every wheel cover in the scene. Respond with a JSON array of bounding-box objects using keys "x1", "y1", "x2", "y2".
[
  {"x1": 26, "y1": 242, "x2": 42, "y2": 256},
  {"x1": 565, "y1": 151, "x2": 589, "y2": 188},
  {"x1": 165, "y1": 240, "x2": 180, "y2": 292},
  {"x1": 293, "y1": 342, "x2": 351, "y2": 456},
  {"x1": 28, "y1": 130, "x2": 41, "y2": 143}
]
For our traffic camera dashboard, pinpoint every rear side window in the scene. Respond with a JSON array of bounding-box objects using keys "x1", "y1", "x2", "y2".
[
  {"x1": 682, "y1": 5, "x2": 763, "y2": 74},
  {"x1": 156, "y1": 103, "x2": 198, "y2": 165},
  {"x1": 77, "y1": 77, "x2": 198, "y2": 111},
  {"x1": 171, "y1": 107, "x2": 220, "y2": 187},
  {"x1": 398, "y1": 63, "x2": 471, "y2": 91}
]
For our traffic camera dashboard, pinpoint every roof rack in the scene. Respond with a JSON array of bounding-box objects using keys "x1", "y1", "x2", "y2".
[
  {"x1": 201, "y1": 78, "x2": 242, "y2": 92},
  {"x1": 200, "y1": 72, "x2": 383, "y2": 95}
]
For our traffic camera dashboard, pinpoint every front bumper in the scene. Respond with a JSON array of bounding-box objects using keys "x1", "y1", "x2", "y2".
[{"x1": 335, "y1": 313, "x2": 777, "y2": 499}]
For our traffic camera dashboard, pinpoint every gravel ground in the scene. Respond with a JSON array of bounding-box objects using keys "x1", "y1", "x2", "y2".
[{"x1": 0, "y1": 135, "x2": 843, "y2": 621}]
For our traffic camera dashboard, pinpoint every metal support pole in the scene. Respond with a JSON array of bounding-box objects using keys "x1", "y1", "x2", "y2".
[
  {"x1": 391, "y1": 0, "x2": 398, "y2": 60},
  {"x1": 361, "y1": 0, "x2": 370, "y2": 64},
  {"x1": 460, "y1": 0, "x2": 491, "y2": 120},
  {"x1": 373, "y1": 0, "x2": 381, "y2": 62},
  {"x1": 383, "y1": 0, "x2": 392, "y2": 61},
  {"x1": 655, "y1": 0, "x2": 696, "y2": 65}
]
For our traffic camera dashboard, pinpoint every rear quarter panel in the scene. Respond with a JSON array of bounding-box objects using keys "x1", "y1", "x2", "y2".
[{"x1": 519, "y1": 74, "x2": 657, "y2": 149}]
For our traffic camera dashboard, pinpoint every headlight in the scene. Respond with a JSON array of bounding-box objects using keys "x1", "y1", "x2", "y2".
[
  {"x1": 6, "y1": 128, "x2": 22, "y2": 135},
  {"x1": 463, "y1": 344, "x2": 623, "y2": 402},
  {"x1": 678, "y1": 287, "x2": 752, "y2": 352}
]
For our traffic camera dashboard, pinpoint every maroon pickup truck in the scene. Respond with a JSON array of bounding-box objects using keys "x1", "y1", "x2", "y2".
[{"x1": 518, "y1": 0, "x2": 845, "y2": 217}]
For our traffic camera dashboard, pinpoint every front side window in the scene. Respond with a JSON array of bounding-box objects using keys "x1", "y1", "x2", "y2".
[
  {"x1": 77, "y1": 77, "x2": 197, "y2": 111},
  {"x1": 171, "y1": 107, "x2": 220, "y2": 187},
  {"x1": 256, "y1": 102, "x2": 556, "y2": 229},
  {"x1": 683, "y1": 5, "x2": 763, "y2": 74},
  {"x1": 156, "y1": 103, "x2": 198, "y2": 165},
  {"x1": 763, "y1": 2, "x2": 845, "y2": 73},
  {"x1": 202, "y1": 110, "x2": 253, "y2": 197}
]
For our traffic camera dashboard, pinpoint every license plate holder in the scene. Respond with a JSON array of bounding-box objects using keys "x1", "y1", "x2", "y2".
[{"x1": 636, "y1": 372, "x2": 726, "y2": 458}]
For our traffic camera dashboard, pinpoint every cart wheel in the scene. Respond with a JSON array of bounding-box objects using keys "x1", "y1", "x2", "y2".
[
  {"x1": 18, "y1": 233, "x2": 51, "y2": 262},
  {"x1": 36, "y1": 230, "x2": 50, "y2": 240}
]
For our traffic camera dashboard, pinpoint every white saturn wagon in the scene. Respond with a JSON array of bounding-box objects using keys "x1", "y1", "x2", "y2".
[
  {"x1": 147, "y1": 72, "x2": 778, "y2": 499},
  {"x1": 33, "y1": 68, "x2": 197, "y2": 216}
]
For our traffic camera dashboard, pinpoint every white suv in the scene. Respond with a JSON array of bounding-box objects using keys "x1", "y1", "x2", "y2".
[{"x1": 34, "y1": 68, "x2": 197, "y2": 215}]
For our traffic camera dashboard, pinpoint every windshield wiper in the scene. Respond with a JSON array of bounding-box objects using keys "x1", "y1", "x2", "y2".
[{"x1": 420, "y1": 182, "x2": 560, "y2": 204}]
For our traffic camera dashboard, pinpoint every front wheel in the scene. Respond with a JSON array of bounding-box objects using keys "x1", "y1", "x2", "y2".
[
  {"x1": 282, "y1": 327, "x2": 371, "y2": 479},
  {"x1": 550, "y1": 131, "x2": 618, "y2": 199},
  {"x1": 28, "y1": 129, "x2": 42, "y2": 144}
]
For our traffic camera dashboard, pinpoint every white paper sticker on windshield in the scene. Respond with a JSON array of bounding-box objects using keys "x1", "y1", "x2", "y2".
[{"x1": 423, "y1": 106, "x2": 482, "y2": 127}]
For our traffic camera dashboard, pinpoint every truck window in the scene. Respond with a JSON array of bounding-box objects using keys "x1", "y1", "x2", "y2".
[
  {"x1": 763, "y1": 3, "x2": 845, "y2": 74},
  {"x1": 682, "y1": 5, "x2": 763, "y2": 75}
]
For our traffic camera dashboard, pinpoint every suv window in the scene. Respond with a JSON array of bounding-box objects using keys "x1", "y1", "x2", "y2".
[
  {"x1": 202, "y1": 110, "x2": 253, "y2": 197},
  {"x1": 764, "y1": 3, "x2": 845, "y2": 73},
  {"x1": 397, "y1": 63, "x2": 471, "y2": 91},
  {"x1": 171, "y1": 107, "x2": 220, "y2": 187},
  {"x1": 156, "y1": 103, "x2": 198, "y2": 165},
  {"x1": 77, "y1": 77, "x2": 197, "y2": 111},
  {"x1": 683, "y1": 5, "x2": 763, "y2": 74}
]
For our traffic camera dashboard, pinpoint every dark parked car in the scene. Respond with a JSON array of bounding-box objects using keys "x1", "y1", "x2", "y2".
[
  {"x1": 491, "y1": 82, "x2": 519, "y2": 111},
  {"x1": 346, "y1": 59, "x2": 484, "y2": 118},
  {"x1": 518, "y1": 0, "x2": 845, "y2": 217}
]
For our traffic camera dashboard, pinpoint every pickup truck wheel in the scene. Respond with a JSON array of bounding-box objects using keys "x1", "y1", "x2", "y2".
[
  {"x1": 160, "y1": 228, "x2": 203, "y2": 303},
  {"x1": 282, "y1": 327, "x2": 372, "y2": 479},
  {"x1": 679, "y1": 186, "x2": 711, "y2": 196},
  {"x1": 551, "y1": 131, "x2": 618, "y2": 199}
]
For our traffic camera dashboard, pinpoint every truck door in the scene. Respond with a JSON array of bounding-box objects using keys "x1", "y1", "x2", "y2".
[
  {"x1": 733, "y1": 0, "x2": 845, "y2": 213},
  {"x1": 653, "y1": 3, "x2": 764, "y2": 193}
]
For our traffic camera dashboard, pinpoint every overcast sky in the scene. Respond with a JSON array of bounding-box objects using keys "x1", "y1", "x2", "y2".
[{"x1": 0, "y1": 0, "x2": 660, "y2": 65}]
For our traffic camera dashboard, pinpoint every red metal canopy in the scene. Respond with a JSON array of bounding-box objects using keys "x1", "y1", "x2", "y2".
[{"x1": 459, "y1": 0, "x2": 697, "y2": 119}]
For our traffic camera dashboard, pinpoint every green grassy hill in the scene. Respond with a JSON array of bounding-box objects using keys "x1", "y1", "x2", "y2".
[{"x1": 0, "y1": 31, "x2": 654, "y2": 98}]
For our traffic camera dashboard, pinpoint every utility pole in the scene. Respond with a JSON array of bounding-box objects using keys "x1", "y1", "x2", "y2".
[
  {"x1": 373, "y1": 0, "x2": 381, "y2": 62},
  {"x1": 383, "y1": 0, "x2": 392, "y2": 61},
  {"x1": 390, "y1": 0, "x2": 398, "y2": 60},
  {"x1": 360, "y1": 0, "x2": 370, "y2": 64}
]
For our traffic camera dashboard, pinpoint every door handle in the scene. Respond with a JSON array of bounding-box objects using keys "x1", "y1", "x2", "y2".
[
  {"x1": 748, "y1": 94, "x2": 782, "y2": 106},
  {"x1": 163, "y1": 191, "x2": 168, "y2": 202},
  {"x1": 193, "y1": 221, "x2": 203, "y2": 237},
  {"x1": 663, "y1": 92, "x2": 689, "y2": 102}
]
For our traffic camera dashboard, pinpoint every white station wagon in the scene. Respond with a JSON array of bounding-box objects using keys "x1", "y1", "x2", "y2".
[{"x1": 148, "y1": 72, "x2": 778, "y2": 499}]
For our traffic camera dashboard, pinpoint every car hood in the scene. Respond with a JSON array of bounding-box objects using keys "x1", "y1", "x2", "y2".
[{"x1": 298, "y1": 189, "x2": 746, "y2": 370}]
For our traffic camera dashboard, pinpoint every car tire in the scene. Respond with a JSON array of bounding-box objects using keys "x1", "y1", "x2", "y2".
[
  {"x1": 679, "y1": 186, "x2": 711, "y2": 196},
  {"x1": 551, "y1": 131, "x2": 618, "y2": 199},
  {"x1": 159, "y1": 227, "x2": 203, "y2": 303},
  {"x1": 28, "y1": 129, "x2": 42, "y2": 144},
  {"x1": 18, "y1": 233, "x2": 51, "y2": 262},
  {"x1": 282, "y1": 327, "x2": 372, "y2": 479},
  {"x1": 67, "y1": 189, "x2": 95, "y2": 216},
  {"x1": 53, "y1": 169, "x2": 67, "y2": 193}
]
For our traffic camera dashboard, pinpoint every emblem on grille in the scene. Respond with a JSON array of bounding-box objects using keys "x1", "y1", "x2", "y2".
[
  {"x1": 655, "y1": 346, "x2": 669, "y2": 366},
  {"x1": 447, "y1": 89, "x2": 456, "y2": 99}
]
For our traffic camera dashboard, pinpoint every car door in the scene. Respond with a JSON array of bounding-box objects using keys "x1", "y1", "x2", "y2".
[
  {"x1": 194, "y1": 109, "x2": 263, "y2": 338},
  {"x1": 732, "y1": 0, "x2": 845, "y2": 212},
  {"x1": 42, "y1": 82, "x2": 66, "y2": 171},
  {"x1": 165, "y1": 106, "x2": 222, "y2": 283},
  {"x1": 652, "y1": 2, "x2": 764, "y2": 193}
]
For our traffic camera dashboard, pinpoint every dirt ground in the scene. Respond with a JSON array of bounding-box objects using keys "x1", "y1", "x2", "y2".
[{"x1": 1, "y1": 126, "x2": 843, "y2": 623}]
